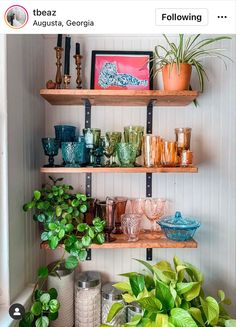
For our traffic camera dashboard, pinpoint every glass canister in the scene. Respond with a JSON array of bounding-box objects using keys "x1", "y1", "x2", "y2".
[
  {"x1": 175, "y1": 127, "x2": 192, "y2": 155},
  {"x1": 75, "y1": 271, "x2": 101, "y2": 327},
  {"x1": 47, "y1": 261, "x2": 75, "y2": 327},
  {"x1": 102, "y1": 282, "x2": 126, "y2": 326},
  {"x1": 127, "y1": 302, "x2": 143, "y2": 322}
]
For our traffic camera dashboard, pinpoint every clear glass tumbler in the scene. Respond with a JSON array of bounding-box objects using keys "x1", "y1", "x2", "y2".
[{"x1": 121, "y1": 213, "x2": 142, "y2": 242}]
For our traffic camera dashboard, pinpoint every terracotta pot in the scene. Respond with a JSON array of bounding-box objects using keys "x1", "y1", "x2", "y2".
[{"x1": 162, "y1": 63, "x2": 192, "y2": 91}]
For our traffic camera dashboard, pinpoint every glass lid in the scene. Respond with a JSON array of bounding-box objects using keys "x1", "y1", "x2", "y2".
[{"x1": 158, "y1": 211, "x2": 200, "y2": 229}]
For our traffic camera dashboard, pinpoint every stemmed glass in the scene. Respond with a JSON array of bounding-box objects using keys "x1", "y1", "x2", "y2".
[
  {"x1": 103, "y1": 132, "x2": 122, "y2": 166},
  {"x1": 143, "y1": 198, "x2": 169, "y2": 232},
  {"x1": 42, "y1": 138, "x2": 60, "y2": 167},
  {"x1": 124, "y1": 126, "x2": 144, "y2": 166},
  {"x1": 83, "y1": 128, "x2": 101, "y2": 165}
]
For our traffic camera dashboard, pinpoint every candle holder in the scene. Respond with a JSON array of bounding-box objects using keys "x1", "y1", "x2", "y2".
[
  {"x1": 63, "y1": 74, "x2": 71, "y2": 89},
  {"x1": 54, "y1": 46, "x2": 63, "y2": 89},
  {"x1": 74, "y1": 54, "x2": 83, "y2": 89}
]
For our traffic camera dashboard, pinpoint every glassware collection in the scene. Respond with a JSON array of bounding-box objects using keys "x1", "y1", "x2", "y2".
[{"x1": 42, "y1": 124, "x2": 193, "y2": 168}]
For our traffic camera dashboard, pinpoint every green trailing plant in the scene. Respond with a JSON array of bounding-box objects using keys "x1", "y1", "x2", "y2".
[
  {"x1": 153, "y1": 34, "x2": 232, "y2": 92},
  {"x1": 20, "y1": 176, "x2": 106, "y2": 327},
  {"x1": 103, "y1": 256, "x2": 236, "y2": 327}
]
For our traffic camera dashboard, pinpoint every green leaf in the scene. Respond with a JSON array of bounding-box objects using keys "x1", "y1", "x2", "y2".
[
  {"x1": 184, "y1": 262, "x2": 204, "y2": 282},
  {"x1": 37, "y1": 214, "x2": 46, "y2": 223},
  {"x1": 35, "y1": 316, "x2": 49, "y2": 327},
  {"x1": 34, "y1": 289, "x2": 43, "y2": 300},
  {"x1": 135, "y1": 259, "x2": 154, "y2": 273},
  {"x1": 125, "y1": 314, "x2": 142, "y2": 326},
  {"x1": 37, "y1": 267, "x2": 49, "y2": 279},
  {"x1": 170, "y1": 308, "x2": 198, "y2": 327},
  {"x1": 56, "y1": 206, "x2": 62, "y2": 217},
  {"x1": 65, "y1": 255, "x2": 78, "y2": 269},
  {"x1": 138, "y1": 296, "x2": 162, "y2": 313},
  {"x1": 129, "y1": 274, "x2": 145, "y2": 297},
  {"x1": 19, "y1": 312, "x2": 34, "y2": 327},
  {"x1": 65, "y1": 223, "x2": 74, "y2": 233},
  {"x1": 82, "y1": 235, "x2": 91, "y2": 247},
  {"x1": 78, "y1": 249, "x2": 88, "y2": 261},
  {"x1": 88, "y1": 227, "x2": 95, "y2": 238},
  {"x1": 225, "y1": 320, "x2": 236, "y2": 327},
  {"x1": 40, "y1": 293, "x2": 50, "y2": 304},
  {"x1": 48, "y1": 223, "x2": 57, "y2": 231},
  {"x1": 122, "y1": 293, "x2": 136, "y2": 303},
  {"x1": 96, "y1": 233, "x2": 105, "y2": 244},
  {"x1": 113, "y1": 281, "x2": 132, "y2": 293},
  {"x1": 31, "y1": 301, "x2": 42, "y2": 316},
  {"x1": 49, "y1": 236, "x2": 59, "y2": 250},
  {"x1": 72, "y1": 199, "x2": 80, "y2": 207},
  {"x1": 155, "y1": 280, "x2": 174, "y2": 312},
  {"x1": 77, "y1": 223, "x2": 88, "y2": 232},
  {"x1": 107, "y1": 302, "x2": 124, "y2": 322},
  {"x1": 49, "y1": 299, "x2": 60, "y2": 313},
  {"x1": 176, "y1": 282, "x2": 201, "y2": 301},
  {"x1": 188, "y1": 307, "x2": 205, "y2": 327},
  {"x1": 153, "y1": 266, "x2": 172, "y2": 284},
  {"x1": 200, "y1": 296, "x2": 219, "y2": 325},
  {"x1": 34, "y1": 190, "x2": 41, "y2": 200},
  {"x1": 48, "y1": 288, "x2": 58, "y2": 300},
  {"x1": 58, "y1": 228, "x2": 65, "y2": 239},
  {"x1": 80, "y1": 204, "x2": 88, "y2": 213},
  {"x1": 48, "y1": 311, "x2": 58, "y2": 321},
  {"x1": 218, "y1": 290, "x2": 225, "y2": 302},
  {"x1": 41, "y1": 232, "x2": 49, "y2": 241},
  {"x1": 156, "y1": 313, "x2": 168, "y2": 327}
]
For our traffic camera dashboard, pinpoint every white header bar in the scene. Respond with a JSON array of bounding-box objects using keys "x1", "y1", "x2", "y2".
[{"x1": 0, "y1": 0, "x2": 235, "y2": 34}]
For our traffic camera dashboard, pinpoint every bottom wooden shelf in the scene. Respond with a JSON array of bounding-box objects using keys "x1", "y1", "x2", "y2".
[{"x1": 41, "y1": 230, "x2": 197, "y2": 250}]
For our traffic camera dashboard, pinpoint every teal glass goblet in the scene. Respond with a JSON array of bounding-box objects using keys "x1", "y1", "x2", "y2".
[
  {"x1": 42, "y1": 138, "x2": 60, "y2": 167},
  {"x1": 104, "y1": 132, "x2": 122, "y2": 166},
  {"x1": 124, "y1": 126, "x2": 144, "y2": 166},
  {"x1": 116, "y1": 143, "x2": 138, "y2": 167},
  {"x1": 61, "y1": 142, "x2": 86, "y2": 167}
]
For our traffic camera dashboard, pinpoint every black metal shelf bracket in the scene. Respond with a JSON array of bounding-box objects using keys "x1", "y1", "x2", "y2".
[
  {"x1": 146, "y1": 100, "x2": 155, "y2": 261},
  {"x1": 84, "y1": 99, "x2": 92, "y2": 260}
]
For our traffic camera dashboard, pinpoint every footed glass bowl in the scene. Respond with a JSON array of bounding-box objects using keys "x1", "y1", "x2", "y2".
[{"x1": 158, "y1": 211, "x2": 200, "y2": 241}]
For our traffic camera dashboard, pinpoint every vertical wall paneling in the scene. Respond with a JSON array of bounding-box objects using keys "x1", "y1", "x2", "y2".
[
  {"x1": 44, "y1": 35, "x2": 236, "y2": 312},
  {"x1": 0, "y1": 35, "x2": 10, "y2": 307},
  {"x1": 7, "y1": 35, "x2": 45, "y2": 302}
]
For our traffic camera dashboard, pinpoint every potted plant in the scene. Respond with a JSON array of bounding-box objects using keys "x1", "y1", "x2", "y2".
[
  {"x1": 20, "y1": 176, "x2": 106, "y2": 327},
  {"x1": 153, "y1": 34, "x2": 231, "y2": 92},
  {"x1": 102, "y1": 256, "x2": 236, "y2": 327}
]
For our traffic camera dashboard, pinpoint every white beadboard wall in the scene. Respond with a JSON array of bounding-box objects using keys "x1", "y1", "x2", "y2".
[
  {"x1": 7, "y1": 35, "x2": 45, "y2": 302},
  {"x1": 44, "y1": 35, "x2": 236, "y2": 312}
]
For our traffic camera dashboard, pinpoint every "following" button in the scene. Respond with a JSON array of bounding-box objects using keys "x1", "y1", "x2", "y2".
[{"x1": 156, "y1": 8, "x2": 208, "y2": 26}]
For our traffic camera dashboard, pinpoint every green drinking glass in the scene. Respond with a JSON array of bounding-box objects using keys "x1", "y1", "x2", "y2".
[
  {"x1": 124, "y1": 126, "x2": 144, "y2": 165},
  {"x1": 83, "y1": 128, "x2": 101, "y2": 165},
  {"x1": 104, "y1": 132, "x2": 122, "y2": 166},
  {"x1": 116, "y1": 143, "x2": 138, "y2": 167}
]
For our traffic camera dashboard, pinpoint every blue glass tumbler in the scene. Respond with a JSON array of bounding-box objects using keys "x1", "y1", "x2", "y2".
[
  {"x1": 54, "y1": 125, "x2": 76, "y2": 147},
  {"x1": 42, "y1": 138, "x2": 60, "y2": 167}
]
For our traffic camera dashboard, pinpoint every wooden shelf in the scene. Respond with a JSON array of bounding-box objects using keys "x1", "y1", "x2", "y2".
[
  {"x1": 41, "y1": 230, "x2": 197, "y2": 250},
  {"x1": 40, "y1": 89, "x2": 199, "y2": 107},
  {"x1": 40, "y1": 166, "x2": 198, "y2": 174}
]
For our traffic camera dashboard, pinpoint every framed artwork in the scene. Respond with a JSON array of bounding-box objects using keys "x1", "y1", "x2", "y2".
[{"x1": 91, "y1": 50, "x2": 153, "y2": 90}]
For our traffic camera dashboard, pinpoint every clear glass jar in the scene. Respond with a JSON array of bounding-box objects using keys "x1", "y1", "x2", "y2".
[
  {"x1": 75, "y1": 271, "x2": 101, "y2": 327},
  {"x1": 47, "y1": 261, "x2": 75, "y2": 327},
  {"x1": 127, "y1": 302, "x2": 142, "y2": 322},
  {"x1": 102, "y1": 282, "x2": 126, "y2": 326}
]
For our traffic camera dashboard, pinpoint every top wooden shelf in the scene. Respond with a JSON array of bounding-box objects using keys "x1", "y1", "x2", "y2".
[{"x1": 40, "y1": 89, "x2": 199, "y2": 107}]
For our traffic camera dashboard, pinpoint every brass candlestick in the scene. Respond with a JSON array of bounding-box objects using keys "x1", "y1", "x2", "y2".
[
  {"x1": 63, "y1": 74, "x2": 71, "y2": 89},
  {"x1": 74, "y1": 54, "x2": 83, "y2": 89},
  {"x1": 54, "y1": 46, "x2": 63, "y2": 89}
]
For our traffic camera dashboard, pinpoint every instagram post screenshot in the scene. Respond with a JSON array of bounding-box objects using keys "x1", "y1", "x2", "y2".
[{"x1": 0, "y1": 0, "x2": 236, "y2": 326}]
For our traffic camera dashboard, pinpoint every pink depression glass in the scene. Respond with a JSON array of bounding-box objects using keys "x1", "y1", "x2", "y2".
[{"x1": 143, "y1": 198, "x2": 169, "y2": 232}]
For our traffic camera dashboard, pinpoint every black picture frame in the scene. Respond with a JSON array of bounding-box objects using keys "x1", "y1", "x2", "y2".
[{"x1": 90, "y1": 50, "x2": 153, "y2": 90}]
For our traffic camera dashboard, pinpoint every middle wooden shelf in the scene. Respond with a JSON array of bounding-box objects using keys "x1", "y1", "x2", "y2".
[
  {"x1": 41, "y1": 230, "x2": 197, "y2": 250},
  {"x1": 40, "y1": 166, "x2": 198, "y2": 174}
]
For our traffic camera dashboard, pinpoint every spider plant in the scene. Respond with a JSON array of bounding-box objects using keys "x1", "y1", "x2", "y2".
[{"x1": 153, "y1": 34, "x2": 232, "y2": 92}]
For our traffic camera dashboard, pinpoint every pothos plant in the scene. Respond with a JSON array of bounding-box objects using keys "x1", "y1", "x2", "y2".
[
  {"x1": 103, "y1": 256, "x2": 236, "y2": 327},
  {"x1": 20, "y1": 176, "x2": 106, "y2": 327}
]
